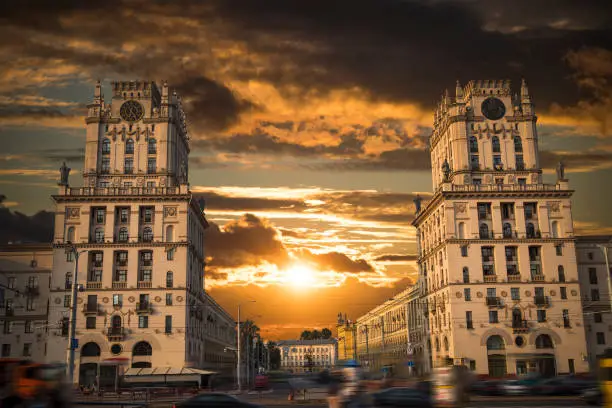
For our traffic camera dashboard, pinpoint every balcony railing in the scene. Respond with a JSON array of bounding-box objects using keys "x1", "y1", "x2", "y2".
[
  {"x1": 112, "y1": 281, "x2": 127, "y2": 289},
  {"x1": 512, "y1": 320, "x2": 529, "y2": 333},
  {"x1": 86, "y1": 281, "x2": 102, "y2": 289},
  {"x1": 82, "y1": 303, "x2": 100, "y2": 315},
  {"x1": 483, "y1": 275, "x2": 497, "y2": 283},
  {"x1": 531, "y1": 274, "x2": 545, "y2": 282},
  {"x1": 137, "y1": 281, "x2": 152, "y2": 289},
  {"x1": 62, "y1": 187, "x2": 179, "y2": 196},
  {"x1": 507, "y1": 274, "x2": 522, "y2": 283},
  {"x1": 4, "y1": 308, "x2": 15, "y2": 317},
  {"x1": 534, "y1": 296, "x2": 550, "y2": 307},
  {"x1": 107, "y1": 327, "x2": 125, "y2": 341},
  {"x1": 441, "y1": 184, "x2": 565, "y2": 193},
  {"x1": 136, "y1": 302, "x2": 153, "y2": 314},
  {"x1": 486, "y1": 297, "x2": 502, "y2": 307},
  {"x1": 25, "y1": 286, "x2": 40, "y2": 296}
]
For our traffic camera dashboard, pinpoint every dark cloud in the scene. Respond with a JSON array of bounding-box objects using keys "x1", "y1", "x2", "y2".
[
  {"x1": 0, "y1": 195, "x2": 54, "y2": 244},
  {"x1": 196, "y1": 192, "x2": 308, "y2": 212},
  {"x1": 306, "y1": 148, "x2": 431, "y2": 171},
  {"x1": 375, "y1": 254, "x2": 418, "y2": 262},
  {"x1": 297, "y1": 249, "x2": 374, "y2": 273},
  {"x1": 539, "y1": 149, "x2": 612, "y2": 172}
]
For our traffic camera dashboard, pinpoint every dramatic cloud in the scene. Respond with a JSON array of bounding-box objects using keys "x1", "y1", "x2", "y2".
[
  {"x1": 375, "y1": 254, "x2": 418, "y2": 262},
  {"x1": 0, "y1": 195, "x2": 54, "y2": 244}
]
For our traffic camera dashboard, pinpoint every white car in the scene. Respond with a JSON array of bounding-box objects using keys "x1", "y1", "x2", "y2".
[{"x1": 500, "y1": 380, "x2": 530, "y2": 395}]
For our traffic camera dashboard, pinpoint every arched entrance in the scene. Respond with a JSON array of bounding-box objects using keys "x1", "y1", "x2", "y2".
[
  {"x1": 132, "y1": 341, "x2": 153, "y2": 368},
  {"x1": 535, "y1": 334, "x2": 556, "y2": 376},
  {"x1": 79, "y1": 342, "x2": 101, "y2": 386},
  {"x1": 486, "y1": 335, "x2": 507, "y2": 377}
]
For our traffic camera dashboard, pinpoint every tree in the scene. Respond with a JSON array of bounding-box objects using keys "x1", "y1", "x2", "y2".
[
  {"x1": 268, "y1": 341, "x2": 281, "y2": 370},
  {"x1": 321, "y1": 328, "x2": 332, "y2": 339},
  {"x1": 300, "y1": 330, "x2": 312, "y2": 340},
  {"x1": 311, "y1": 330, "x2": 321, "y2": 340}
]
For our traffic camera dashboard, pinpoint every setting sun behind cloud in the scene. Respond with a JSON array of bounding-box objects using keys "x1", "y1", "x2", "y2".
[{"x1": 284, "y1": 263, "x2": 318, "y2": 288}]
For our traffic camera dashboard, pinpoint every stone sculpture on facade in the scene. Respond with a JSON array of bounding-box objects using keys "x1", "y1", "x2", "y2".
[
  {"x1": 414, "y1": 195, "x2": 423, "y2": 214},
  {"x1": 556, "y1": 161, "x2": 566, "y2": 181},
  {"x1": 58, "y1": 162, "x2": 71, "y2": 186},
  {"x1": 442, "y1": 159, "x2": 451, "y2": 181}
]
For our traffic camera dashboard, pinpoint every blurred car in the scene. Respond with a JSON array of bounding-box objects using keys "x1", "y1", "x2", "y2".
[
  {"x1": 470, "y1": 380, "x2": 502, "y2": 396},
  {"x1": 562, "y1": 376, "x2": 597, "y2": 394},
  {"x1": 532, "y1": 378, "x2": 572, "y2": 395},
  {"x1": 172, "y1": 393, "x2": 263, "y2": 408},
  {"x1": 499, "y1": 379, "x2": 530, "y2": 395},
  {"x1": 583, "y1": 387, "x2": 603, "y2": 406},
  {"x1": 371, "y1": 387, "x2": 432, "y2": 407}
]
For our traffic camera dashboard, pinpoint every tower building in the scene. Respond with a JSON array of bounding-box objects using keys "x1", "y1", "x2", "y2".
[
  {"x1": 47, "y1": 81, "x2": 236, "y2": 385},
  {"x1": 413, "y1": 80, "x2": 588, "y2": 376}
]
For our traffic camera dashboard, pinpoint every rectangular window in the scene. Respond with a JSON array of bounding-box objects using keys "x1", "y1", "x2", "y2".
[
  {"x1": 518, "y1": 178, "x2": 526, "y2": 186},
  {"x1": 101, "y1": 157, "x2": 110, "y2": 173},
  {"x1": 534, "y1": 287, "x2": 544, "y2": 297},
  {"x1": 124, "y1": 158, "x2": 133, "y2": 174},
  {"x1": 477, "y1": 203, "x2": 491, "y2": 220},
  {"x1": 589, "y1": 268, "x2": 598, "y2": 284},
  {"x1": 524, "y1": 203, "x2": 537, "y2": 219},
  {"x1": 64, "y1": 295, "x2": 71, "y2": 308},
  {"x1": 464, "y1": 288, "x2": 471, "y2": 301},
  {"x1": 4, "y1": 321, "x2": 13, "y2": 334},
  {"x1": 489, "y1": 311, "x2": 499, "y2": 323},
  {"x1": 61, "y1": 317, "x2": 69, "y2": 336},
  {"x1": 26, "y1": 297, "x2": 36, "y2": 311},
  {"x1": 597, "y1": 332, "x2": 606, "y2": 345},
  {"x1": 592, "y1": 289, "x2": 600, "y2": 301},
  {"x1": 537, "y1": 310, "x2": 547, "y2": 322},
  {"x1": 560, "y1": 287, "x2": 567, "y2": 299},
  {"x1": 25, "y1": 321, "x2": 33, "y2": 333},
  {"x1": 515, "y1": 155, "x2": 525, "y2": 170},
  {"x1": 166, "y1": 293, "x2": 173, "y2": 305},
  {"x1": 466, "y1": 311, "x2": 473, "y2": 329},
  {"x1": 138, "y1": 316, "x2": 148, "y2": 328},
  {"x1": 563, "y1": 309, "x2": 570, "y2": 328},
  {"x1": 142, "y1": 207, "x2": 154, "y2": 223},
  {"x1": 501, "y1": 203, "x2": 514, "y2": 219},
  {"x1": 165, "y1": 316, "x2": 172, "y2": 333},
  {"x1": 511, "y1": 288, "x2": 520, "y2": 300},
  {"x1": 86, "y1": 317, "x2": 96, "y2": 329},
  {"x1": 481, "y1": 247, "x2": 494, "y2": 262},
  {"x1": 486, "y1": 288, "x2": 496, "y2": 298},
  {"x1": 147, "y1": 158, "x2": 156, "y2": 174},
  {"x1": 22, "y1": 343, "x2": 31, "y2": 357},
  {"x1": 167, "y1": 248, "x2": 174, "y2": 261},
  {"x1": 1, "y1": 344, "x2": 11, "y2": 357},
  {"x1": 470, "y1": 155, "x2": 479, "y2": 170},
  {"x1": 461, "y1": 246, "x2": 468, "y2": 257},
  {"x1": 146, "y1": 181, "x2": 155, "y2": 188},
  {"x1": 555, "y1": 245, "x2": 563, "y2": 256},
  {"x1": 113, "y1": 294, "x2": 123, "y2": 307},
  {"x1": 493, "y1": 155, "x2": 502, "y2": 169},
  {"x1": 95, "y1": 208, "x2": 105, "y2": 224},
  {"x1": 115, "y1": 270, "x2": 127, "y2": 282},
  {"x1": 119, "y1": 208, "x2": 129, "y2": 224},
  {"x1": 595, "y1": 313, "x2": 603, "y2": 323},
  {"x1": 472, "y1": 178, "x2": 481, "y2": 185},
  {"x1": 66, "y1": 251, "x2": 74, "y2": 262},
  {"x1": 140, "y1": 269, "x2": 152, "y2": 282},
  {"x1": 7, "y1": 277, "x2": 15, "y2": 289},
  {"x1": 568, "y1": 359, "x2": 575, "y2": 375}
]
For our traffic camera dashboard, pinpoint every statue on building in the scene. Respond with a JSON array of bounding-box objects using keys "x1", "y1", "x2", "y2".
[
  {"x1": 58, "y1": 161, "x2": 71, "y2": 186},
  {"x1": 414, "y1": 195, "x2": 423, "y2": 214},
  {"x1": 442, "y1": 159, "x2": 451, "y2": 181},
  {"x1": 556, "y1": 161, "x2": 566, "y2": 181},
  {"x1": 198, "y1": 198, "x2": 206, "y2": 212}
]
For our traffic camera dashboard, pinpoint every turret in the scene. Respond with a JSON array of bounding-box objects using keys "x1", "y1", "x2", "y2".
[
  {"x1": 455, "y1": 80, "x2": 464, "y2": 99},
  {"x1": 521, "y1": 78, "x2": 534, "y2": 115}
]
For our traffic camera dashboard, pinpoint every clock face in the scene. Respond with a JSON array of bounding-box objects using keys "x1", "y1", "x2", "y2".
[
  {"x1": 119, "y1": 100, "x2": 144, "y2": 122},
  {"x1": 481, "y1": 97, "x2": 506, "y2": 120}
]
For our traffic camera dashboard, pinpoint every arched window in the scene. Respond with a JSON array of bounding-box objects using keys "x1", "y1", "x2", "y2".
[
  {"x1": 131, "y1": 361, "x2": 152, "y2": 368},
  {"x1": 551, "y1": 221, "x2": 559, "y2": 238},
  {"x1": 558, "y1": 265, "x2": 566, "y2": 283},
  {"x1": 479, "y1": 223, "x2": 489, "y2": 239},
  {"x1": 125, "y1": 138, "x2": 134, "y2": 154},
  {"x1": 503, "y1": 223, "x2": 512, "y2": 238},
  {"x1": 535, "y1": 334, "x2": 554, "y2": 349},
  {"x1": 111, "y1": 315, "x2": 122, "y2": 329},
  {"x1": 512, "y1": 308, "x2": 523, "y2": 326},
  {"x1": 458, "y1": 222, "x2": 465, "y2": 239},
  {"x1": 514, "y1": 136, "x2": 523, "y2": 153},
  {"x1": 469, "y1": 136, "x2": 478, "y2": 153},
  {"x1": 94, "y1": 228, "x2": 104, "y2": 243},
  {"x1": 486, "y1": 335, "x2": 505, "y2": 350},
  {"x1": 65, "y1": 272, "x2": 72, "y2": 290},
  {"x1": 166, "y1": 271, "x2": 173, "y2": 288},
  {"x1": 142, "y1": 227, "x2": 153, "y2": 242},
  {"x1": 102, "y1": 138, "x2": 111, "y2": 154},
  {"x1": 118, "y1": 227, "x2": 128, "y2": 243},
  {"x1": 66, "y1": 226, "x2": 75, "y2": 243},
  {"x1": 443, "y1": 337, "x2": 449, "y2": 352},
  {"x1": 463, "y1": 267, "x2": 469, "y2": 283},
  {"x1": 526, "y1": 223, "x2": 535, "y2": 238},
  {"x1": 435, "y1": 338, "x2": 440, "y2": 352},
  {"x1": 492, "y1": 136, "x2": 501, "y2": 153},
  {"x1": 81, "y1": 342, "x2": 101, "y2": 357},
  {"x1": 166, "y1": 225, "x2": 174, "y2": 242},
  {"x1": 148, "y1": 138, "x2": 156, "y2": 155},
  {"x1": 133, "y1": 341, "x2": 153, "y2": 356}
]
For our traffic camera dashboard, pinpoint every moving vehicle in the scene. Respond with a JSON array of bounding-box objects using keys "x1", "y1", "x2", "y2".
[
  {"x1": 371, "y1": 387, "x2": 432, "y2": 408},
  {"x1": 499, "y1": 379, "x2": 530, "y2": 395},
  {"x1": 1, "y1": 359, "x2": 67, "y2": 407},
  {"x1": 583, "y1": 387, "x2": 603, "y2": 406},
  {"x1": 172, "y1": 392, "x2": 264, "y2": 408},
  {"x1": 470, "y1": 380, "x2": 501, "y2": 396}
]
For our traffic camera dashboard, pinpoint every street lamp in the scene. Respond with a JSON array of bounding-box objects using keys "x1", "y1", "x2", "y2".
[
  {"x1": 65, "y1": 244, "x2": 88, "y2": 385},
  {"x1": 237, "y1": 300, "x2": 255, "y2": 392}
]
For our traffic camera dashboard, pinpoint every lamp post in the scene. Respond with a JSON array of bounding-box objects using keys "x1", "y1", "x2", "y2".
[
  {"x1": 66, "y1": 244, "x2": 87, "y2": 385},
  {"x1": 237, "y1": 300, "x2": 255, "y2": 392}
]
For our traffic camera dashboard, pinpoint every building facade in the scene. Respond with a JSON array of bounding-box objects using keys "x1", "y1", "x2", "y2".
[
  {"x1": 46, "y1": 80, "x2": 235, "y2": 385},
  {"x1": 279, "y1": 339, "x2": 337, "y2": 373},
  {"x1": 0, "y1": 244, "x2": 53, "y2": 361},
  {"x1": 576, "y1": 236, "x2": 612, "y2": 370},
  {"x1": 336, "y1": 313, "x2": 357, "y2": 361},
  {"x1": 413, "y1": 80, "x2": 589, "y2": 377}
]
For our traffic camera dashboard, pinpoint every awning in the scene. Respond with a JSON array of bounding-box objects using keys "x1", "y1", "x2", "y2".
[{"x1": 123, "y1": 367, "x2": 217, "y2": 376}]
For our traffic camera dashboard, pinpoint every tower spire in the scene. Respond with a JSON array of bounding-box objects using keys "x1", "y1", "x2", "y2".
[
  {"x1": 521, "y1": 78, "x2": 530, "y2": 101},
  {"x1": 455, "y1": 80, "x2": 463, "y2": 99}
]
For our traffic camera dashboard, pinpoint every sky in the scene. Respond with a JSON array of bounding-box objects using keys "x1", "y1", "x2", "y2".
[{"x1": 1, "y1": 0, "x2": 612, "y2": 340}]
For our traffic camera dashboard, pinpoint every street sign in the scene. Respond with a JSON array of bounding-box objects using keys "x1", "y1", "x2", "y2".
[
  {"x1": 407, "y1": 361, "x2": 415, "y2": 367},
  {"x1": 71, "y1": 338, "x2": 79, "y2": 350}
]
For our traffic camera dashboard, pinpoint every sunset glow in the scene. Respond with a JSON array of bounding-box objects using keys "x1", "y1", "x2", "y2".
[{"x1": 284, "y1": 263, "x2": 318, "y2": 288}]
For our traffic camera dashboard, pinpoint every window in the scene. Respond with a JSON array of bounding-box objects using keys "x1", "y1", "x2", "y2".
[
  {"x1": 514, "y1": 136, "x2": 523, "y2": 152},
  {"x1": 142, "y1": 207, "x2": 154, "y2": 223},
  {"x1": 166, "y1": 293, "x2": 173, "y2": 305},
  {"x1": 4, "y1": 321, "x2": 13, "y2": 334},
  {"x1": 515, "y1": 155, "x2": 525, "y2": 170},
  {"x1": 25, "y1": 321, "x2": 33, "y2": 333},
  {"x1": 61, "y1": 317, "x2": 69, "y2": 336},
  {"x1": 597, "y1": 332, "x2": 606, "y2": 345},
  {"x1": 165, "y1": 316, "x2": 172, "y2": 333},
  {"x1": 487, "y1": 288, "x2": 497, "y2": 298},
  {"x1": 7, "y1": 277, "x2": 15, "y2": 289},
  {"x1": 64, "y1": 295, "x2": 71, "y2": 308},
  {"x1": 595, "y1": 313, "x2": 603, "y2": 323},
  {"x1": 119, "y1": 208, "x2": 129, "y2": 223},
  {"x1": 102, "y1": 138, "x2": 111, "y2": 154},
  {"x1": 138, "y1": 316, "x2": 148, "y2": 328},
  {"x1": 537, "y1": 310, "x2": 547, "y2": 322},
  {"x1": 501, "y1": 203, "x2": 514, "y2": 219},
  {"x1": 94, "y1": 228, "x2": 104, "y2": 243},
  {"x1": 492, "y1": 136, "x2": 500, "y2": 153},
  {"x1": 142, "y1": 227, "x2": 153, "y2": 242},
  {"x1": 489, "y1": 311, "x2": 499, "y2": 323},
  {"x1": 466, "y1": 311, "x2": 473, "y2": 329},
  {"x1": 462, "y1": 267, "x2": 469, "y2": 283},
  {"x1": 589, "y1": 268, "x2": 598, "y2": 284},
  {"x1": 146, "y1": 181, "x2": 155, "y2": 188},
  {"x1": 592, "y1": 289, "x2": 600, "y2": 301},
  {"x1": 125, "y1": 138, "x2": 134, "y2": 154},
  {"x1": 481, "y1": 246, "x2": 494, "y2": 262},
  {"x1": 65, "y1": 272, "x2": 72, "y2": 290},
  {"x1": 166, "y1": 271, "x2": 173, "y2": 288},
  {"x1": 551, "y1": 221, "x2": 559, "y2": 238},
  {"x1": 470, "y1": 155, "x2": 479, "y2": 170},
  {"x1": 477, "y1": 203, "x2": 490, "y2": 220},
  {"x1": 503, "y1": 223, "x2": 513, "y2": 238},
  {"x1": 555, "y1": 245, "x2": 563, "y2": 256},
  {"x1": 101, "y1": 157, "x2": 110, "y2": 173},
  {"x1": 493, "y1": 155, "x2": 502, "y2": 169},
  {"x1": 518, "y1": 178, "x2": 526, "y2": 186},
  {"x1": 86, "y1": 317, "x2": 96, "y2": 329},
  {"x1": 113, "y1": 294, "x2": 123, "y2": 307},
  {"x1": 556, "y1": 265, "x2": 565, "y2": 282},
  {"x1": 147, "y1": 158, "x2": 156, "y2": 174},
  {"x1": 95, "y1": 208, "x2": 105, "y2": 224},
  {"x1": 560, "y1": 287, "x2": 567, "y2": 299},
  {"x1": 2, "y1": 344, "x2": 11, "y2": 357},
  {"x1": 568, "y1": 359, "x2": 575, "y2": 374},
  {"x1": 464, "y1": 288, "x2": 471, "y2": 301},
  {"x1": 472, "y1": 178, "x2": 481, "y2": 185},
  {"x1": 118, "y1": 228, "x2": 128, "y2": 242},
  {"x1": 167, "y1": 248, "x2": 175, "y2": 261},
  {"x1": 166, "y1": 225, "x2": 174, "y2": 242},
  {"x1": 66, "y1": 226, "x2": 76, "y2": 243},
  {"x1": 26, "y1": 297, "x2": 36, "y2": 311},
  {"x1": 526, "y1": 223, "x2": 536, "y2": 238},
  {"x1": 563, "y1": 309, "x2": 570, "y2": 328},
  {"x1": 115, "y1": 270, "x2": 127, "y2": 282},
  {"x1": 511, "y1": 288, "x2": 520, "y2": 300},
  {"x1": 124, "y1": 158, "x2": 133, "y2": 174},
  {"x1": 461, "y1": 245, "x2": 468, "y2": 257},
  {"x1": 469, "y1": 136, "x2": 478, "y2": 153},
  {"x1": 148, "y1": 138, "x2": 157, "y2": 155}
]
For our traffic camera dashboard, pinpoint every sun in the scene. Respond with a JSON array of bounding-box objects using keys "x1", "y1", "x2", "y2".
[{"x1": 284, "y1": 263, "x2": 317, "y2": 288}]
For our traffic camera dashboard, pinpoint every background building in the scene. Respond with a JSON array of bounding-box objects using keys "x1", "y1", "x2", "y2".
[
  {"x1": 336, "y1": 313, "x2": 357, "y2": 361},
  {"x1": 279, "y1": 339, "x2": 337, "y2": 373},
  {"x1": 0, "y1": 244, "x2": 52, "y2": 361},
  {"x1": 576, "y1": 235, "x2": 612, "y2": 370},
  {"x1": 413, "y1": 79, "x2": 589, "y2": 376},
  {"x1": 46, "y1": 80, "x2": 235, "y2": 386}
]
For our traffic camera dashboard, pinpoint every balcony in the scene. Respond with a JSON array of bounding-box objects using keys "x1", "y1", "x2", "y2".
[
  {"x1": 82, "y1": 303, "x2": 100, "y2": 315},
  {"x1": 483, "y1": 275, "x2": 497, "y2": 283},
  {"x1": 25, "y1": 286, "x2": 40, "y2": 296},
  {"x1": 4, "y1": 308, "x2": 15, "y2": 317},
  {"x1": 86, "y1": 281, "x2": 102, "y2": 289},
  {"x1": 534, "y1": 296, "x2": 550, "y2": 307},
  {"x1": 136, "y1": 302, "x2": 153, "y2": 314},
  {"x1": 531, "y1": 274, "x2": 545, "y2": 282},
  {"x1": 61, "y1": 186, "x2": 179, "y2": 197},
  {"x1": 107, "y1": 327, "x2": 125, "y2": 341},
  {"x1": 512, "y1": 320, "x2": 529, "y2": 333},
  {"x1": 112, "y1": 281, "x2": 127, "y2": 289},
  {"x1": 486, "y1": 297, "x2": 502, "y2": 307},
  {"x1": 137, "y1": 281, "x2": 152, "y2": 289},
  {"x1": 507, "y1": 274, "x2": 522, "y2": 283},
  {"x1": 479, "y1": 231, "x2": 494, "y2": 239}
]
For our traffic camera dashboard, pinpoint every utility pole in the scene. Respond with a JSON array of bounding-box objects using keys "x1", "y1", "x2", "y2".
[
  {"x1": 237, "y1": 301, "x2": 255, "y2": 392},
  {"x1": 597, "y1": 244, "x2": 612, "y2": 313},
  {"x1": 66, "y1": 245, "x2": 87, "y2": 385}
]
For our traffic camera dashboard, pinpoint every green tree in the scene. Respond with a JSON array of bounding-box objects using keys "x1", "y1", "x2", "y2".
[
  {"x1": 267, "y1": 341, "x2": 281, "y2": 370},
  {"x1": 321, "y1": 328, "x2": 332, "y2": 339},
  {"x1": 300, "y1": 330, "x2": 312, "y2": 340},
  {"x1": 311, "y1": 330, "x2": 321, "y2": 340}
]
